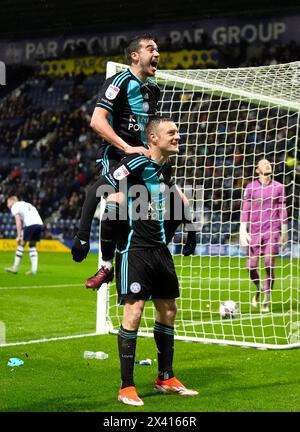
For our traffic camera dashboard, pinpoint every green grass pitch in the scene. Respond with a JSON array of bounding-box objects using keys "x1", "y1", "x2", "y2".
[{"x1": 0, "y1": 250, "x2": 300, "y2": 412}]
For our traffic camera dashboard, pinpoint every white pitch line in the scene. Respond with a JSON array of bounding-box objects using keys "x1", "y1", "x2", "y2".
[
  {"x1": 0, "y1": 332, "x2": 99, "y2": 347},
  {"x1": 0, "y1": 283, "x2": 84, "y2": 290}
]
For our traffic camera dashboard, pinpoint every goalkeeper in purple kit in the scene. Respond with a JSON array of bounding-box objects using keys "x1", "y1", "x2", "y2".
[{"x1": 239, "y1": 158, "x2": 288, "y2": 312}]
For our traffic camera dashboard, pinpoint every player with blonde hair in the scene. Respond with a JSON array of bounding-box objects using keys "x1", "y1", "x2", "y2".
[{"x1": 6, "y1": 196, "x2": 43, "y2": 275}]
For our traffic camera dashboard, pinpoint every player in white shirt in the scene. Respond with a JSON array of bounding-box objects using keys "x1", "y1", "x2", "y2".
[{"x1": 5, "y1": 196, "x2": 44, "y2": 274}]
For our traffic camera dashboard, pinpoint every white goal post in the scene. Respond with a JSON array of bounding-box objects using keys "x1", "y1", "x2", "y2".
[{"x1": 96, "y1": 60, "x2": 300, "y2": 349}]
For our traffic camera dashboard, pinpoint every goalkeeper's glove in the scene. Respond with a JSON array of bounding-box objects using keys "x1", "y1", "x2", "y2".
[
  {"x1": 280, "y1": 224, "x2": 289, "y2": 250},
  {"x1": 71, "y1": 234, "x2": 90, "y2": 262},
  {"x1": 239, "y1": 222, "x2": 251, "y2": 247},
  {"x1": 183, "y1": 230, "x2": 197, "y2": 256}
]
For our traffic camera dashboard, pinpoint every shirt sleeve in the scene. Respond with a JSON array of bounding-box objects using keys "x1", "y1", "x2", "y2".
[
  {"x1": 10, "y1": 202, "x2": 21, "y2": 216},
  {"x1": 240, "y1": 184, "x2": 251, "y2": 223},
  {"x1": 103, "y1": 155, "x2": 150, "y2": 191},
  {"x1": 278, "y1": 183, "x2": 288, "y2": 224},
  {"x1": 95, "y1": 75, "x2": 124, "y2": 113}
]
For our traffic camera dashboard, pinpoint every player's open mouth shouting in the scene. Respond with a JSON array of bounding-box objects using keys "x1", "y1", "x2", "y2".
[{"x1": 150, "y1": 58, "x2": 159, "y2": 73}]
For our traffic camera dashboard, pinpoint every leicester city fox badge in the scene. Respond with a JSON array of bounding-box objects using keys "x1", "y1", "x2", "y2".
[{"x1": 130, "y1": 282, "x2": 141, "y2": 293}]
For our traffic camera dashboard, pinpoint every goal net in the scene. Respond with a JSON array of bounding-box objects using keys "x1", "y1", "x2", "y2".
[{"x1": 97, "y1": 61, "x2": 300, "y2": 349}]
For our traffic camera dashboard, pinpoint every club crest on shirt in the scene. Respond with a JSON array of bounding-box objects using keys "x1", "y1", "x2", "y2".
[
  {"x1": 143, "y1": 101, "x2": 149, "y2": 112},
  {"x1": 130, "y1": 282, "x2": 141, "y2": 293},
  {"x1": 105, "y1": 84, "x2": 120, "y2": 100},
  {"x1": 113, "y1": 165, "x2": 130, "y2": 180}
]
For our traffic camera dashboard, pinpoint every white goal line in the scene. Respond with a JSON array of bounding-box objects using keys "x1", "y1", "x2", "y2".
[{"x1": 0, "y1": 332, "x2": 99, "y2": 347}]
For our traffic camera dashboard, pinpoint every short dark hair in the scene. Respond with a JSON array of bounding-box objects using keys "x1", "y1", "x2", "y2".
[
  {"x1": 124, "y1": 34, "x2": 157, "y2": 64},
  {"x1": 146, "y1": 116, "x2": 174, "y2": 137}
]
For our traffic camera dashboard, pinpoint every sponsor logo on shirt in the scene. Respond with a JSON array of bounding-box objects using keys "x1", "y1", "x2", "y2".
[
  {"x1": 105, "y1": 84, "x2": 120, "y2": 100},
  {"x1": 113, "y1": 165, "x2": 130, "y2": 180}
]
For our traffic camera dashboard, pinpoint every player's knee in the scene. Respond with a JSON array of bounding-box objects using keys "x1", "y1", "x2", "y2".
[
  {"x1": 123, "y1": 300, "x2": 144, "y2": 329},
  {"x1": 264, "y1": 256, "x2": 274, "y2": 268},
  {"x1": 123, "y1": 313, "x2": 141, "y2": 330},
  {"x1": 157, "y1": 300, "x2": 177, "y2": 325},
  {"x1": 166, "y1": 307, "x2": 177, "y2": 324}
]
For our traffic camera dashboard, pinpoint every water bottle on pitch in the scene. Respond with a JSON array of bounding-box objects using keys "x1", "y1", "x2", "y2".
[
  {"x1": 83, "y1": 351, "x2": 108, "y2": 359},
  {"x1": 135, "y1": 358, "x2": 152, "y2": 365}
]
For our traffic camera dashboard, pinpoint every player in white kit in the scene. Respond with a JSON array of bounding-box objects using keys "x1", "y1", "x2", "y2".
[{"x1": 5, "y1": 196, "x2": 44, "y2": 275}]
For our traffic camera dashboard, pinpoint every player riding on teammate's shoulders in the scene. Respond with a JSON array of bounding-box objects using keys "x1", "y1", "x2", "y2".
[{"x1": 71, "y1": 35, "x2": 197, "y2": 289}]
